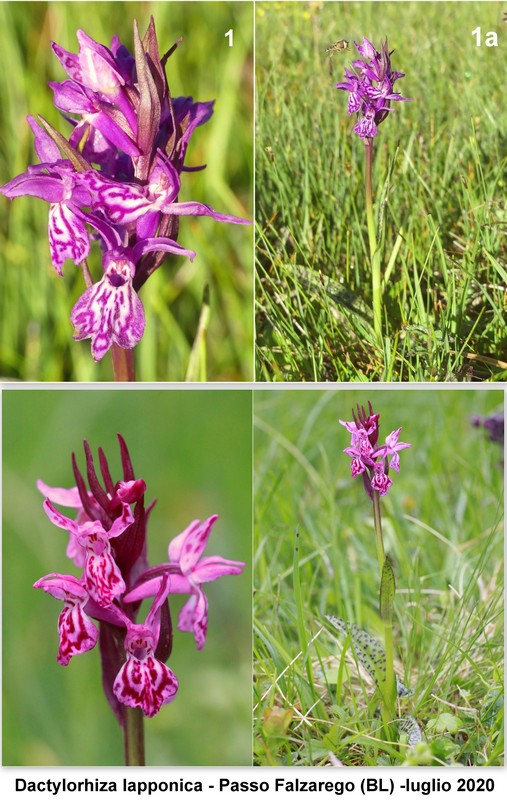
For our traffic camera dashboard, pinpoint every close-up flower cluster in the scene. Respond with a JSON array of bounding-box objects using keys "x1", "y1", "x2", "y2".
[
  {"x1": 0, "y1": 18, "x2": 250, "y2": 364},
  {"x1": 335, "y1": 36, "x2": 410, "y2": 139},
  {"x1": 340, "y1": 401, "x2": 411, "y2": 497},
  {"x1": 34, "y1": 435, "x2": 245, "y2": 720}
]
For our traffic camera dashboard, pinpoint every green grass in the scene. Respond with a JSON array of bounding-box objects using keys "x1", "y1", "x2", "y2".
[
  {"x1": 0, "y1": 1, "x2": 253, "y2": 382},
  {"x1": 254, "y1": 389, "x2": 504, "y2": 765},
  {"x1": 255, "y1": 2, "x2": 507, "y2": 381},
  {"x1": 3, "y1": 389, "x2": 252, "y2": 766}
]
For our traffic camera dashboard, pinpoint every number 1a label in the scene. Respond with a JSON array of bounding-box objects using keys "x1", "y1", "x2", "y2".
[
  {"x1": 471, "y1": 27, "x2": 498, "y2": 46},
  {"x1": 225, "y1": 29, "x2": 233, "y2": 47}
]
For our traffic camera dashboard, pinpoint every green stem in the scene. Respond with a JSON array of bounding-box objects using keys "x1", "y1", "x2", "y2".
[
  {"x1": 371, "y1": 490, "x2": 385, "y2": 573},
  {"x1": 373, "y1": 493, "x2": 396, "y2": 733},
  {"x1": 364, "y1": 138, "x2": 382, "y2": 344},
  {"x1": 111, "y1": 345, "x2": 135, "y2": 382},
  {"x1": 123, "y1": 707, "x2": 145, "y2": 766}
]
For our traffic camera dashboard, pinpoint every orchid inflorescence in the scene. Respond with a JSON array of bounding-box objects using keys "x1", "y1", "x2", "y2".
[
  {"x1": 335, "y1": 36, "x2": 410, "y2": 139},
  {"x1": 340, "y1": 402, "x2": 411, "y2": 497},
  {"x1": 0, "y1": 19, "x2": 250, "y2": 363},
  {"x1": 34, "y1": 435, "x2": 244, "y2": 719}
]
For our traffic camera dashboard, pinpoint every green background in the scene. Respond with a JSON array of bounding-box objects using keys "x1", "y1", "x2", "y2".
[
  {"x1": 3, "y1": 388, "x2": 252, "y2": 766},
  {"x1": 0, "y1": 1, "x2": 253, "y2": 382}
]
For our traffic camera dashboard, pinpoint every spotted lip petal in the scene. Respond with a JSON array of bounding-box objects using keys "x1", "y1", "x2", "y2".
[
  {"x1": 113, "y1": 650, "x2": 178, "y2": 717},
  {"x1": 71, "y1": 251, "x2": 145, "y2": 362},
  {"x1": 112, "y1": 574, "x2": 178, "y2": 716}
]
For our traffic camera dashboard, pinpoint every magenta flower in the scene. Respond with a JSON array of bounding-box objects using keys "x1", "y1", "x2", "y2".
[
  {"x1": 124, "y1": 514, "x2": 245, "y2": 650},
  {"x1": 340, "y1": 402, "x2": 410, "y2": 497},
  {"x1": 34, "y1": 435, "x2": 245, "y2": 730},
  {"x1": 336, "y1": 37, "x2": 410, "y2": 139},
  {"x1": 0, "y1": 18, "x2": 251, "y2": 368},
  {"x1": 33, "y1": 574, "x2": 98, "y2": 665},
  {"x1": 0, "y1": 151, "x2": 92, "y2": 275},
  {"x1": 42, "y1": 498, "x2": 134, "y2": 606},
  {"x1": 113, "y1": 576, "x2": 178, "y2": 717},
  {"x1": 70, "y1": 238, "x2": 196, "y2": 361}
]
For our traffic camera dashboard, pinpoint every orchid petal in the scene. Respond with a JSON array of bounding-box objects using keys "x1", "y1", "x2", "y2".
[
  {"x1": 191, "y1": 555, "x2": 245, "y2": 584},
  {"x1": 113, "y1": 652, "x2": 178, "y2": 717},
  {"x1": 43, "y1": 498, "x2": 80, "y2": 536},
  {"x1": 27, "y1": 115, "x2": 61, "y2": 164},
  {"x1": 71, "y1": 252, "x2": 145, "y2": 361},
  {"x1": 168, "y1": 515, "x2": 218, "y2": 573},
  {"x1": 178, "y1": 588, "x2": 208, "y2": 650},
  {"x1": 37, "y1": 481, "x2": 83, "y2": 508},
  {"x1": 84, "y1": 541, "x2": 126, "y2": 606},
  {"x1": 49, "y1": 202, "x2": 90, "y2": 273},
  {"x1": 161, "y1": 200, "x2": 252, "y2": 225}
]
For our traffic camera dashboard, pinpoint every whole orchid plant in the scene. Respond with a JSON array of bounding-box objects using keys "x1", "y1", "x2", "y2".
[
  {"x1": 0, "y1": 18, "x2": 251, "y2": 381},
  {"x1": 336, "y1": 37, "x2": 410, "y2": 345},
  {"x1": 336, "y1": 402, "x2": 412, "y2": 736},
  {"x1": 34, "y1": 434, "x2": 245, "y2": 765}
]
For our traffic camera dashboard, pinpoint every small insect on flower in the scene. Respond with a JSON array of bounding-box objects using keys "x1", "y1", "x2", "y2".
[{"x1": 326, "y1": 39, "x2": 349, "y2": 55}]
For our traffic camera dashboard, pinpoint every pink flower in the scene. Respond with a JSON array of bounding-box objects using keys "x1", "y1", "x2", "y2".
[
  {"x1": 340, "y1": 403, "x2": 410, "y2": 497},
  {"x1": 113, "y1": 576, "x2": 178, "y2": 717},
  {"x1": 124, "y1": 515, "x2": 245, "y2": 650},
  {"x1": 43, "y1": 499, "x2": 134, "y2": 606},
  {"x1": 33, "y1": 574, "x2": 98, "y2": 665}
]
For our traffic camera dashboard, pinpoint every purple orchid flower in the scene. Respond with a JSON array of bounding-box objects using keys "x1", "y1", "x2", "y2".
[
  {"x1": 340, "y1": 402, "x2": 411, "y2": 497},
  {"x1": 0, "y1": 19, "x2": 252, "y2": 370},
  {"x1": 113, "y1": 575, "x2": 179, "y2": 718},
  {"x1": 0, "y1": 151, "x2": 92, "y2": 275},
  {"x1": 33, "y1": 573, "x2": 99, "y2": 665},
  {"x1": 124, "y1": 514, "x2": 245, "y2": 650},
  {"x1": 42, "y1": 498, "x2": 134, "y2": 606},
  {"x1": 34, "y1": 435, "x2": 245, "y2": 725},
  {"x1": 50, "y1": 80, "x2": 140, "y2": 157},
  {"x1": 76, "y1": 152, "x2": 249, "y2": 234},
  {"x1": 71, "y1": 237, "x2": 195, "y2": 362},
  {"x1": 336, "y1": 36, "x2": 410, "y2": 139}
]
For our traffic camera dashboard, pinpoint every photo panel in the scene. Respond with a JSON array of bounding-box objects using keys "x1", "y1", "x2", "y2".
[
  {"x1": 255, "y1": 1, "x2": 506, "y2": 382},
  {"x1": 2, "y1": 388, "x2": 252, "y2": 766},
  {"x1": 0, "y1": 1, "x2": 253, "y2": 383},
  {"x1": 254, "y1": 387, "x2": 504, "y2": 765}
]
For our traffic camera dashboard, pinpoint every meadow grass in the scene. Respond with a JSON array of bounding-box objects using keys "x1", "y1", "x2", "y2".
[
  {"x1": 255, "y1": 2, "x2": 507, "y2": 382},
  {"x1": 254, "y1": 389, "x2": 504, "y2": 765},
  {"x1": 0, "y1": 1, "x2": 253, "y2": 382}
]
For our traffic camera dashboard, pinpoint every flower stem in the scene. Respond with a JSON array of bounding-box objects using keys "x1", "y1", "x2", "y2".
[
  {"x1": 111, "y1": 345, "x2": 135, "y2": 382},
  {"x1": 364, "y1": 138, "x2": 382, "y2": 345},
  {"x1": 373, "y1": 493, "x2": 396, "y2": 733},
  {"x1": 371, "y1": 490, "x2": 385, "y2": 573},
  {"x1": 123, "y1": 707, "x2": 145, "y2": 766}
]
